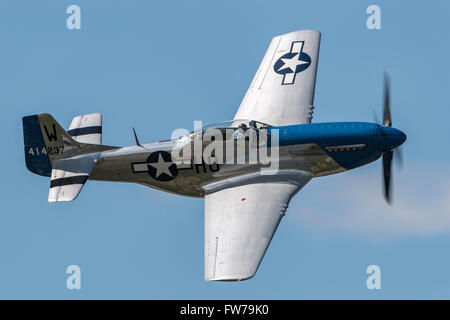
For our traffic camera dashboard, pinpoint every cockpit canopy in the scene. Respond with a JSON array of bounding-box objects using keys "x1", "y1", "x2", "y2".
[
  {"x1": 185, "y1": 119, "x2": 270, "y2": 140},
  {"x1": 201, "y1": 119, "x2": 270, "y2": 131}
]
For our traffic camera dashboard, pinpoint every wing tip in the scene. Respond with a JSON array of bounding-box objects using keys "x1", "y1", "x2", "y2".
[
  {"x1": 276, "y1": 29, "x2": 321, "y2": 38},
  {"x1": 205, "y1": 274, "x2": 255, "y2": 282}
]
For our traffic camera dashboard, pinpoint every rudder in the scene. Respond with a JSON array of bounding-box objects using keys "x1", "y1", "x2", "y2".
[{"x1": 23, "y1": 113, "x2": 80, "y2": 177}]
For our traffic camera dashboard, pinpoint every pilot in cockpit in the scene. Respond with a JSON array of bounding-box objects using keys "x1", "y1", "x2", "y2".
[
  {"x1": 232, "y1": 123, "x2": 248, "y2": 140},
  {"x1": 232, "y1": 121, "x2": 258, "y2": 140}
]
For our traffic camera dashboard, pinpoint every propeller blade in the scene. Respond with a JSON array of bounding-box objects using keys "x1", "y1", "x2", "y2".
[
  {"x1": 395, "y1": 147, "x2": 403, "y2": 170},
  {"x1": 372, "y1": 109, "x2": 380, "y2": 125},
  {"x1": 383, "y1": 150, "x2": 393, "y2": 204},
  {"x1": 383, "y1": 72, "x2": 392, "y2": 127}
]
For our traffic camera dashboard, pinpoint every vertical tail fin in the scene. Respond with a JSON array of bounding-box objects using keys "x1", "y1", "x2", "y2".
[
  {"x1": 23, "y1": 113, "x2": 81, "y2": 176},
  {"x1": 23, "y1": 113, "x2": 119, "y2": 201}
]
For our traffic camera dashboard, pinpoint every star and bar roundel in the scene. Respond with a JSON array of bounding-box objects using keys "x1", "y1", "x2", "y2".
[
  {"x1": 131, "y1": 151, "x2": 178, "y2": 182},
  {"x1": 273, "y1": 41, "x2": 311, "y2": 85}
]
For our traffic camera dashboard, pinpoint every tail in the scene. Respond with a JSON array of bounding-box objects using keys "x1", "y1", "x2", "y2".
[
  {"x1": 23, "y1": 113, "x2": 81, "y2": 177},
  {"x1": 22, "y1": 113, "x2": 118, "y2": 202}
]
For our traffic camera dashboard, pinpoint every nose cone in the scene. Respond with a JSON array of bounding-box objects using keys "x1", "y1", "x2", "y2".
[{"x1": 378, "y1": 126, "x2": 407, "y2": 151}]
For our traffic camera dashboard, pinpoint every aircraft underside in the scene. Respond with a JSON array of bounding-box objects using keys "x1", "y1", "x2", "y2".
[
  {"x1": 88, "y1": 142, "x2": 346, "y2": 197},
  {"x1": 22, "y1": 29, "x2": 406, "y2": 281}
]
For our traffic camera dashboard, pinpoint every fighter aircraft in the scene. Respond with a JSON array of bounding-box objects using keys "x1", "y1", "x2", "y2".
[{"x1": 22, "y1": 30, "x2": 406, "y2": 281}]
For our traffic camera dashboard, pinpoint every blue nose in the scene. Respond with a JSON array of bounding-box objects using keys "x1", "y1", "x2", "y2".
[{"x1": 378, "y1": 126, "x2": 407, "y2": 151}]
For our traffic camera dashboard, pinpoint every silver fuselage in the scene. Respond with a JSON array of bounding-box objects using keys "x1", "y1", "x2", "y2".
[{"x1": 89, "y1": 122, "x2": 385, "y2": 197}]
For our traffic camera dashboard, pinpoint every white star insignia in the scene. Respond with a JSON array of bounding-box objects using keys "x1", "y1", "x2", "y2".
[
  {"x1": 277, "y1": 53, "x2": 309, "y2": 73},
  {"x1": 148, "y1": 153, "x2": 173, "y2": 178}
]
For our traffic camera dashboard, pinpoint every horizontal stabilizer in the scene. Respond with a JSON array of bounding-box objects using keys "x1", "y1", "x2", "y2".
[
  {"x1": 48, "y1": 155, "x2": 98, "y2": 202},
  {"x1": 68, "y1": 113, "x2": 102, "y2": 144}
]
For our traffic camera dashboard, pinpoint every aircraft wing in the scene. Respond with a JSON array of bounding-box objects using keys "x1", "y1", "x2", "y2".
[
  {"x1": 203, "y1": 170, "x2": 312, "y2": 281},
  {"x1": 234, "y1": 30, "x2": 321, "y2": 126}
]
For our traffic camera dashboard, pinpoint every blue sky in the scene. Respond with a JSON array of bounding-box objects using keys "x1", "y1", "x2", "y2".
[{"x1": 1, "y1": 0, "x2": 449, "y2": 299}]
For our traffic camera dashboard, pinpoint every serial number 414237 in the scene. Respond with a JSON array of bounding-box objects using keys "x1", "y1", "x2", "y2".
[{"x1": 28, "y1": 146, "x2": 64, "y2": 156}]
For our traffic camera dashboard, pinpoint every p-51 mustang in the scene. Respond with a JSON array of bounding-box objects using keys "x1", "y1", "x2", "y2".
[{"x1": 23, "y1": 30, "x2": 406, "y2": 281}]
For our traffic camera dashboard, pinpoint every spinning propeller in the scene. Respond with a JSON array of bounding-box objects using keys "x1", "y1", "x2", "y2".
[{"x1": 377, "y1": 73, "x2": 406, "y2": 204}]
